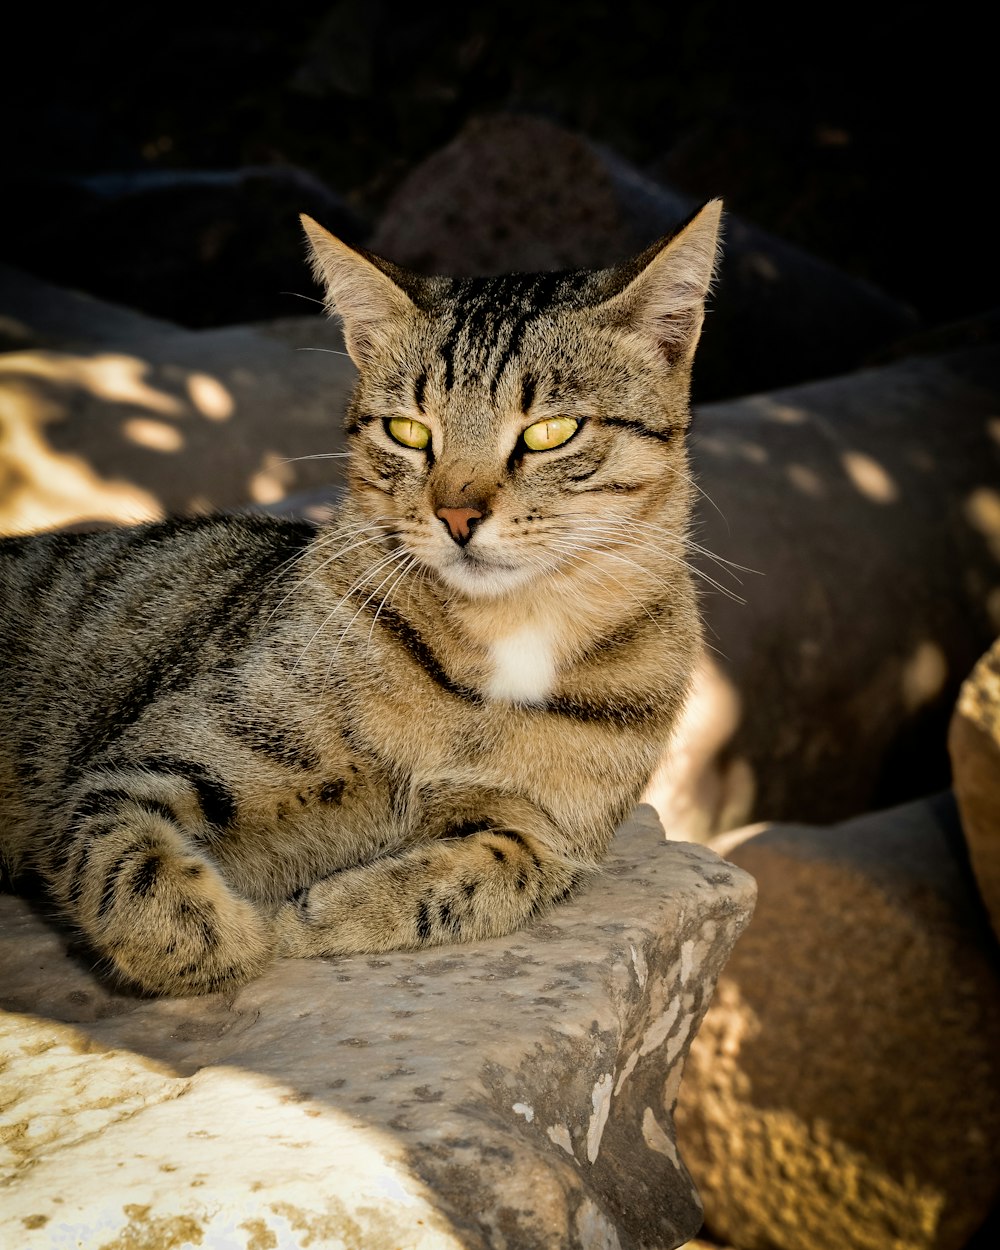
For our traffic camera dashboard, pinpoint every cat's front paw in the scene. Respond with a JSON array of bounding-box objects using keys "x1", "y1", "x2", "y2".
[{"x1": 81, "y1": 827, "x2": 274, "y2": 996}]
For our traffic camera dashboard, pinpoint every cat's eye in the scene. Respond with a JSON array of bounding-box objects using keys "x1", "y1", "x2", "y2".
[
  {"x1": 522, "y1": 417, "x2": 579, "y2": 452},
  {"x1": 386, "y1": 418, "x2": 431, "y2": 450}
]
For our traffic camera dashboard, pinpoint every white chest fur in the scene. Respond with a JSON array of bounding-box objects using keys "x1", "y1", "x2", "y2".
[{"x1": 484, "y1": 624, "x2": 558, "y2": 704}]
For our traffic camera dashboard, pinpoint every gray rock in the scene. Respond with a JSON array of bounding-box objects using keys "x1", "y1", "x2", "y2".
[
  {"x1": 655, "y1": 341, "x2": 1000, "y2": 833},
  {"x1": 0, "y1": 806, "x2": 755, "y2": 1250},
  {"x1": 0, "y1": 164, "x2": 364, "y2": 328},
  {"x1": 0, "y1": 268, "x2": 351, "y2": 533},
  {"x1": 674, "y1": 793, "x2": 1000, "y2": 1250}
]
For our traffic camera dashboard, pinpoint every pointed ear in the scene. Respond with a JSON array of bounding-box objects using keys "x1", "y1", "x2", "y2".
[
  {"x1": 301, "y1": 214, "x2": 418, "y2": 370},
  {"x1": 596, "y1": 199, "x2": 723, "y2": 365}
]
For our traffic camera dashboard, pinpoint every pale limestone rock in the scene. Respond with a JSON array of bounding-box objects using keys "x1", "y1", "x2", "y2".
[
  {"x1": 949, "y1": 636, "x2": 1000, "y2": 939},
  {"x1": 0, "y1": 805, "x2": 755, "y2": 1250},
  {"x1": 675, "y1": 794, "x2": 1000, "y2": 1250}
]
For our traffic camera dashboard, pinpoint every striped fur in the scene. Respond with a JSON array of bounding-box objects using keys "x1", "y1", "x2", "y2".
[{"x1": 0, "y1": 200, "x2": 722, "y2": 995}]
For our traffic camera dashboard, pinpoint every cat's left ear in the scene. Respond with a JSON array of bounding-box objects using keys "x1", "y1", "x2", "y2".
[
  {"x1": 596, "y1": 199, "x2": 723, "y2": 365},
  {"x1": 301, "y1": 214, "x2": 420, "y2": 370}
]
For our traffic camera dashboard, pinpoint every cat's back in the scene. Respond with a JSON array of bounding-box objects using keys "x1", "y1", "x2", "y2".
[
  {"x1": 0, "y1": 515, "x2": 317, "y2": 674},
  {"x1": 0, "y1": 515, "x2": 317, "y2": 802}
]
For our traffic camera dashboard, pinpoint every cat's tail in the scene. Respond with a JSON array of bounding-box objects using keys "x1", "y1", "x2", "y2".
[{"x1": 44, "y1": 781, "x2": 272, "y2": 996}]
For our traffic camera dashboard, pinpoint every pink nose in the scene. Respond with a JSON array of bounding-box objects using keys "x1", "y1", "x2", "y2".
[{"x1": 436, "y1": 505, "x2": 483, "y2": 544}]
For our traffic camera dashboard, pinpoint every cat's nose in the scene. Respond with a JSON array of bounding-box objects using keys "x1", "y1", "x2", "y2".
[{"x1": 436, "y1": 505, "x2": 483, "y2": 545}]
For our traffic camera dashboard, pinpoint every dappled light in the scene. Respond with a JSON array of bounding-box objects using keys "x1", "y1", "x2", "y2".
[
  {"x1": 964, "y1": 486, "x2": 1000, "y2": 561},
  {"x1": 0, "y1": 338, "x2": 353, "y2": 534},
  {"x1": 642, "y1": 651, "x2": 754, "y2": 842},
  {"x1": 900, "y1": 640, "x2": 948, "y2": 711},
  {"x1": 0, "y1": 370, "x2": 162, "y2": 534},
  {"x1": 249, "y1": 451, "x2": 298, "y2": 505},
  {"x1": 785, "y1": 462, "x2": 825, "y2": 497},
  {"x1": 187, "y1": 371, "x2": 234, "y2": 420},
  {"x1": 122, "y1": 416, "x2": 185, "y2": 453},
  {"x1": 840, "y1": 450, "x2": 899, "y2": 503},
  {"x1": 6, "y1": 351, "x2": 185, "y2": 415},
  {"x1": 678, "y1": 969, "x2": 952, "y2": 1246},
  {"x1": 1, "y1": 16, "x2": 997, "y2": 1250},
  {"x1": 0, "y1": 993, "x2": 476, "y2": 1247},
  {"x1": 735, "y1": 440, "x2": 768, "y2": 464},
  {"x1": 747, "y1": 396, "x2": 809, "y2": 424}
]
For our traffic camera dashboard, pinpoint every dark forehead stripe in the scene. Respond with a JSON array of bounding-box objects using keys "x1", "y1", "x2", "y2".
[
  {"x1": 520, "y1": 372, "x2": 537, "y2": 413},
  {"x1": 435, "y1": 269, "x2": 596, "y2": 398},
  {"x1": 487, "y1": 271, "x2": 567, "y2": 400},
  {"x1": 413, "y1": 369, "x2": 427, "y2": 412}
]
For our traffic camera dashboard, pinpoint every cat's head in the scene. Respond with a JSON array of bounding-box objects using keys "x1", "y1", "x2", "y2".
[{"x1": 302, "y1": 202, "x2": 722, "y2": 600}]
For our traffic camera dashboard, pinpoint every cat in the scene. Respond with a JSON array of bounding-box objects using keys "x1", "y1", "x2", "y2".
[{"x1": 0, "y1": 199, "x2": 722, "y2": 996}]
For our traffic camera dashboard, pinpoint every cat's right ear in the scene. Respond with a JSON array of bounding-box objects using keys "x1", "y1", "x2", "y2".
[
  {"x1": 594, "y1": 199, "x2": 723, "y2": 367},
  {"x1": 301, "y1": 215, "x2": 418, "y2": 370}
]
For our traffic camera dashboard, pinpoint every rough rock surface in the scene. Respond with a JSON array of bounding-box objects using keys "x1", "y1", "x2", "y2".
[
  {"x1": 369, "y1": 113, "x2": 916, "y2": 402},
  {"x1": 0, "y1": 806, "x2": 755, "y2": 1250},
  {"x1": 949, "y1": 636, "x2": 1000, "y2": 939},
  {"x1": 674, "y1": 793, "x2": 1000, "y2": 1250}
]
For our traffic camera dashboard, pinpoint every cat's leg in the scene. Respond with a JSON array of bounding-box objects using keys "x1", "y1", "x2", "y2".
[
  {"x1": 273, "y1": 794, "x2": 588, "y2": 957},
  {"x1": 44, "y1": 770, "x2": 272, "y2": 995}
]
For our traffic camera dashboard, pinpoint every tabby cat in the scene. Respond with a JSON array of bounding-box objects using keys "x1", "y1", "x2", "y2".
[{"x1": 0, "y1": 200, "x2": 722, "y2": 996}]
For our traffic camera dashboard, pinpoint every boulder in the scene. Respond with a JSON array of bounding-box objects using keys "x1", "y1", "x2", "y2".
[
  {"x1": 369, "y1": 112, "x2": 917, "y2": 402},
  {"x1": 949, "y1": 636, "x2": 1000, "y2": 939},
  {"x1": 0, "y1": 806, "x2": 754, "y2": 1250},
  {"x1": 646, "y1": 339, "x2": 1000, "y2": 835},
  {"x1": 0, "y1": 266, "x2": 353, "y2": 533},
  {"x1": 0, "y1": 165, "x2": 365, "y2": 328},
  {"x1": 674, "y1": 793, "x2": 1000, "y2": 1250}
]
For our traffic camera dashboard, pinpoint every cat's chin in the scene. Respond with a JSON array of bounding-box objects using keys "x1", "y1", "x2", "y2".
[{"x1": 432, "y1": 555, "x2": 541, "y2": 600}]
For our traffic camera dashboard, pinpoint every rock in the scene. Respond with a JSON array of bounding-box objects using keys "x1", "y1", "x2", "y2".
[
  {"x1": 369, "y1": 113, "x2": 917, "y2": 402},
  {"x1": 949, "y1": 636, "x2": 1000, "y2": 939},
  {"x1": 645, "y1": 340, "x2": 1000, "y2": 835},
  {"x1": 673, "y1": 793, "x2": 1000, "y2": 1250},
  {"x1": 0, "y1": 165, "x2": 365, "y2": 328},
  {"x1": 0, "y1": 805, "x2": 755, "y2": 1250},
  {"x1": 0, "y1": 266, "x2": 353, "y2": 533}
]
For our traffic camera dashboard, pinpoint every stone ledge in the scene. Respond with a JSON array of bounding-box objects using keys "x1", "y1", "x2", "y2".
[{"x1": 0, "y1": 805, "x2": 755, "y2": 1250}]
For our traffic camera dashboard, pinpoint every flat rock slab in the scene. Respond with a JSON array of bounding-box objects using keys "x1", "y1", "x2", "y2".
[{"x1": 0, "y1": 806, "x2": 755, "y2": 1250}]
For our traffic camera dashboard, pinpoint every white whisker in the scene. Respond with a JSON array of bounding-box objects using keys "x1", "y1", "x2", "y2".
[
  {"x1": 296, "y1": 346, "x2": 354, "y2": 360},
  {"x1": 279, "y1": 290, "x2": 326, "y2": 307},
  {"x1": 275, "y1": 452, "x2": 352, "y2": 465}
]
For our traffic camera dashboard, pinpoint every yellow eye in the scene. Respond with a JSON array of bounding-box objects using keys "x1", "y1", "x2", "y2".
[
  {"x1": 522, "y1": 417, "x2": 579, "y2": 452},
  {"x1": 386, "y1": 418, "x2": 431, "y2": 450}
]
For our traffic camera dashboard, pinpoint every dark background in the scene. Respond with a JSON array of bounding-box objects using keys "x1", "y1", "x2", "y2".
[{"x1": 0, "y1": 1, "x2": 993, "y2": 338}]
